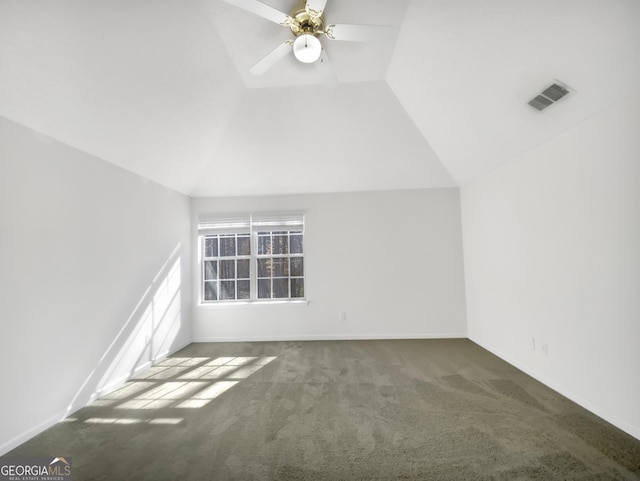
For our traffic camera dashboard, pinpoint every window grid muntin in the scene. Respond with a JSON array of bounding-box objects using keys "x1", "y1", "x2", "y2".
[
  {"x1": 256, "y1": 230, "x2": 304, "y2": 300},
  {"x1": 201, "y1": 229, "x2": 304, "y2": 303},
  {"x1": 202, "y1": 233, "x2": 251, "y2": 302}
]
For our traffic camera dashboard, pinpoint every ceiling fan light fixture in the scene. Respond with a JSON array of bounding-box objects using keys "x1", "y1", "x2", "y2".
[{"x1": 293, "y1": 34, "x2": 322, "y2": 63}]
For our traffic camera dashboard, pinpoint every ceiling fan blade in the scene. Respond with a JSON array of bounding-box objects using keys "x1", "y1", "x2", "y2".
[
  {"x1": 315, "y1": 48, "x2": 337, "y2": 87},
  {"x1": 324, "y1": 23, "x2": 391, "y2": 42},
  {"x1": 305, "y1": 0, "x2": 328, "y2": 17},
  {"x1": 222, "y1": 0, "x2": 293, "y2": 26},
  {"x1": 249, "y1": 41, "x2": 293, "y2": 75}
]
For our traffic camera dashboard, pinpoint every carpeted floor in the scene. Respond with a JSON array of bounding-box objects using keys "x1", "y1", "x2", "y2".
[{"x1": 4, "y1": 339, "x2": 640, "y2": 480}]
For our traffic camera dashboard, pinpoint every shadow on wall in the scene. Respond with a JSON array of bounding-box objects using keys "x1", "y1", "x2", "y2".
[{"x1": 65, "y1": 244, "x2": 185, "y2": 416}]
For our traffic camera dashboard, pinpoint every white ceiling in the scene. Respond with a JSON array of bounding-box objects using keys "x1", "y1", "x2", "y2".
[{"x1": 1, "y1": 0, "x2": 639, "y2": 197}]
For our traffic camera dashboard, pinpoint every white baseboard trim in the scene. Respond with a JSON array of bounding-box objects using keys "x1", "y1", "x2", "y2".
[
  {"x1": 193, "y1": 333, "x2": 468, "y2": 343},
  {"x1": 92, "y1": 360, "x2": 154, "y2": 402},
  {"x1": 0, "y1": 410, "x2": 67, "y2": 457},
  {"x1": 84, "y1": 339, "x2": 192, "y2": 406},
  {"x1": 0, "y1": 338, "x2": 192, "y2": 457},
  {"x1": 469, "y1": 336, "x2": 640, "y2": 442}
]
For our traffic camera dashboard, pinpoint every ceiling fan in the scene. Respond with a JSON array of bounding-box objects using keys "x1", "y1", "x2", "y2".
[{"x1": 222, "y1": 0, "x2": 389, "y2": 81}]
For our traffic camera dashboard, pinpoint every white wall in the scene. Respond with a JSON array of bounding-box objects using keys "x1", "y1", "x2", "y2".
[
  {"x1": 461, "y1": 94, "x2": 640, "y2": 440},
  {"x1": 0, "y1": 116, "x2": 192, "y2": 455},
  {"x1": 192, "y1": 189, "x2": 467, "y2": 341}
]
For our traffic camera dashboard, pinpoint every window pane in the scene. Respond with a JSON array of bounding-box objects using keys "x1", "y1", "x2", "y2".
[
  {"x1": 204, "y1": 237, "x2": 218, "y2": 258},
  {"x1": 204, "y1": 261, "x2": 218, "y2": 280},
  {"x1": 273, "y1": 278, "x2": 289, "y2": 298},
  {"x1": 290, "y1": 234, "x2": 303, "y2": 254},
  {"x1": 204, "y1": 281, "x2": 218, "y2": 301},
  {"x1": 220, "y1": 236, "x2": 236, "y2": 257},
  {"x1": 257, "y1": 259, "x2": 271, "y2": 278},
  {"x1": 273, "y1": 234, "x2": 288, "y2": 255},
  {"x1": 220, "y1": 281, "x2": 235, "y2": 300},
  {"x1": 291, "y1": 278, "x2": 304, "y2": 298},
  {"x1": 273, "y1": 258, "x2": 289, "y2": 277},
  {"x1": 258, "y1": 279, "x2": 271, "y2": 299},
  {"x1": 290, "y1": 258, "x2": 304, "y2": 277},
  {"x1": 219, "y1": 260, "x2": 235, "y2": 279},
  {"x1": 237, "y1": 259, "x2": 250, "y2": 279},
  {"x1": 237, "y1": 235, "x2": 251, "y2": 256},
  {"x1": 202, "y1": 223, "x2": 303, "y2": 302},
  {"x1": 258, "y1": 234, "x2": 271, "y2": 255},
  {"x1": 237, "y1": 280, "x2": 250, "y2": 300}
]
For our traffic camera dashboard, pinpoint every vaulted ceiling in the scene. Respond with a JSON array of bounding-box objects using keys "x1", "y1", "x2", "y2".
[{"x1": 1, "y1": 0, "x2": 639, "y2": 197}]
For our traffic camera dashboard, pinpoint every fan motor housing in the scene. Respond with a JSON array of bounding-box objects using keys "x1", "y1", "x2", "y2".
[{"x1": 290, "y1": 8, "x2": 324, "y2": 36}]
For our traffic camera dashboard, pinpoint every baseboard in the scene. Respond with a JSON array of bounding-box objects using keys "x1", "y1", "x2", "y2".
[
  {"x1": 193, "y1": 333, "x2": 468, "y2": 343},
  {"x1": 0, "y1": 410, "x2": 68, "y2": 457},
  {"x1": 469, "y1": 336, "x2": 640, "y2": 441},
  {"x1": 92, "y1": 359, "x2": 154, "y2": 402},
  {"x1": 0, "y1": 338, "x2": 192, "y2": 457},
  {"x1": 81, "y1": 339, "x2": 192, "y2": 407}
]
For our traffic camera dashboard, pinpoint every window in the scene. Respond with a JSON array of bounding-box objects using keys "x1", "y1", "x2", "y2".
[
  {"x1": 203, "y1": 233, "x2": 251, "y2": 301},
  {"x1": 199, "y1": 212, "x2": 305, "y2": 303},
  {"x1": 256, "y1": 230, "x2": 304, "y2": 299}
]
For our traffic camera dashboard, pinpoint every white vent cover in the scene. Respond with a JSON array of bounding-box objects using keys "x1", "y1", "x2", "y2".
[{"x1": 528, "y1": 81, "x2": 573, "y2": 112}]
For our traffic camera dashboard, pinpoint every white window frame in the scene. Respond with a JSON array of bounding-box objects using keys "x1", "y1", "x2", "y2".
[
  {"x1": 198, "y1": 212, "x2": 305, "y2": 304},
  {"x1": 202, "y1": 232, "x2": 252, "y2": 301},
  {"x1": 255, "y1": 229, "x2": 305, "y2": 300}
]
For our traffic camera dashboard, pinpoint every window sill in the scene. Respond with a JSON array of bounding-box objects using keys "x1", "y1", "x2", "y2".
[{"x1": 197, "y1": 299, "x2": 310, "y2": 308}]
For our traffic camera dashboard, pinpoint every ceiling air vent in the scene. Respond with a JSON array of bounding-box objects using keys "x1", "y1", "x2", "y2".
[{"x1": 528, "y1": 81, "x2": 573, "y2": 112}]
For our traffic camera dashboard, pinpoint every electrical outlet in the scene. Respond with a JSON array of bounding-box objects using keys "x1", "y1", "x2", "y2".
[
  {"x1": 530, "y1": 337, "x2": 536, "y2": 350},
  {"x1": 339, "y1": 312, "x2": 347, "y2": 321}
]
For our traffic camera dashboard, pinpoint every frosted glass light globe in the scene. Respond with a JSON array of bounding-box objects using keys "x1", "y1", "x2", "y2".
[{"x1": 293, "y1": 34, "x2": 322, "y2": 63}]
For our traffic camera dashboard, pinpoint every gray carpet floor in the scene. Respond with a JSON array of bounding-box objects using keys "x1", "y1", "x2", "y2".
[{"x1": 4, "y1": 339, "x2": 640, "y2": 480}]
